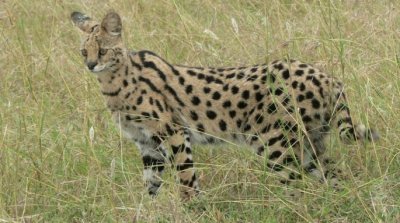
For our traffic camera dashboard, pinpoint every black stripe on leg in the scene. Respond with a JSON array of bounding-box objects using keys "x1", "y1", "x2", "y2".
[
  {"x1": 336, "y1": 103, "x2": 350, "y2": 113},
  {"x1": 171, "y1": 144, "x2": 185, "y2": 154},
  {"x1": 180, "y1": 174, "x2": 197, "y2": 186},
  {"x1": 176, "y1": 158, "x2": 193, "y2": 171},
  {"x1": 142, "y1": 155, "x2": 164, "y2": 172},
  {"x1": 339, "y1": 127, "x2": 356, "y2": 140},
  {"x1": 337, "y1": 117, "x2": 352, "y2": 127}
]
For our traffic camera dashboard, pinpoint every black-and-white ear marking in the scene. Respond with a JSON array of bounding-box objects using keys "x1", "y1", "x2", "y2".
[
  {"x1": 71, "y1": 11, "x2": 98, "y2": 33},
  {"x1": 71, "y1": 11, "x2": 90, "y2": 24},
  {"x1": 101, "y1": 12, "x2": 122, "y2": 36}
]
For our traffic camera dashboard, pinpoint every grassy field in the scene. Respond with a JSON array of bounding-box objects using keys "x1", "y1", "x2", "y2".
[{"x1": 1, "y1": 0, "x2": 399, "y2": 222}]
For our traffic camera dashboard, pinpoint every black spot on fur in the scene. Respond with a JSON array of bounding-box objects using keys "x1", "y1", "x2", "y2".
[
  {"x1": 269, "y1": 151, "x2": 282, "y2": 159},
  {"x1": 179, "y1": 77, "x2": 185, "y2": 85},
  {"x1": 274, "y1": 87, "x2": 284, "y2": 96},
  {"x1": 123, "y1": 79, "x2": 128, "y2": 87},
  {"x1": 222, "y1": 100, "x2": 232, "y2": 108},
  {"x1": 212, "y1": 91, "x2": 221, "y2": 100},
  {"x1": 185, "y1": 85, "x2": 193, "y2": 94},
  {"x1": 243, "y1": 124, "x2": 251, "y2": 132},
  {"x1": 136, "y1": 96, "x2": 143, "y2": 105},
  {"x1": 242, "y1": 90, "x2": 250, "y2": 99},
  {"x1": 261, "y1": 124, "x2": 271, "y2": 133},
  {"x1": 151, "y1": 111, "x2": 159, "y2": 119},
  {"x1": 237, "y1": 72, "x2": 245, "y2": 79},
  {"x1": 299, "y1": 83, "x2": 306, "y2": 91},
  {"x1": 260, "y1": 75, "x2": 268, "y2": 84},
  {"x1": 282, "y1": 97, "x2": 290, "y2": 106},
  {"x1": 291, "y1": 81, "x2": 298, "y2": 89},
  {"x1": 255, "y1": 92, "x2": 264, "y2": 102},
  {"x1": 223, "y1": 84, "x2": 229, "y2": 91},
  {"x1": 267, "y1": 134, "x2": 284, "y2": 146},
  {"x1": 274, "y1": 63, "x2": 284, "y2": 70},
  {"x1": 300, "y1": 108, "x2": 306, "y2": 115},
  {"x1": 282, "y1": 69, "x2": 290, "y2": 79},
  {"x1": 261, "y1": 67, "x2": 268, "y2": 73},
  {"x1": 165, "y1": 124, "x2": 175, "y2": 135},
  {"x1": 311, "y1": 99, "x2": 321, "y2": 109},
  {"x1": 237, "y1": 101, "x2": 248, "y2": 109},
  {"x1": 236, "y1": 120, "x2": 242, "y2": 128},
  {"x1": 187, "y1": 70, "x2": 197, "y2": 76},
  {"x1": 267, "y1": 103, "x2": 277, "y2": 114},
  {"x1": 206, "y1": 110, "x2": 217, "y2": 120},
  {"x1": 219, "y1": 120, "x2": 227, "y2": 131},
  {"x1": 299, "y1": 63, "x2": 308, "y2": 68},
  {"x1": 302, "y1": 115, "x2": 312, "y2": 123},
  {"x1": 231, "y1": 86, "x2": 239, "y2": 94},
  {"x1": 205, "y1": 75, "x2": 215, "y2": 83},
  {"x1": 226, "y1": 73, "x2": 235, "y2": 79},
  {"x1": 155, "y1": 100, "x2": 164, "y2": 112},
  {"x1": 229, "y1": 110, "x2": 236, "y2": 118},
  {"x1": 191, "y1": 96, "x2": 201, "y2": 105},
  {"x1": 312, "y1": 78, "x2": 321, "y2": 87},
  {"x1": 190, "y1": 111, "x2": 199, "y2": 121},
  {"x1": 295, "y1": 70, "x2": 304, "y2": 76},
  {"x1": 215, "y1": 79, "x2": 224, "y2": 85},
  {"x1": 248, "y1": 75, "x2": 258, "y2": 81},
  {"x1": 297, "y1": 95, "x2": 305, "y2": 102},
  {"x1": 305, "y1": 91, "x2": 314, "y2": 99},
  {"x1": 255, "y1": 114, "x2": 264, "y2": 124},
  {"x1": 197, "y1": 73, "x2": 205, "y2": 80}
]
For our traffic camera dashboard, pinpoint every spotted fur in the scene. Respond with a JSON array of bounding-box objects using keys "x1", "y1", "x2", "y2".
[{"x1": 71, "y1": 11, "x2": 378, "y2": 200}]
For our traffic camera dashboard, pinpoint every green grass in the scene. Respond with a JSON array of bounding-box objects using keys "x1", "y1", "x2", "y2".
[{"x1": 1, "y1": 0, "x2": 399, "y2": 222}]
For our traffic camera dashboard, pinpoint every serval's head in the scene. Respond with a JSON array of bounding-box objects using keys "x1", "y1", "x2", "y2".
[{"x1": 71, "y1": 11, "x2": 125, "y2": 73}]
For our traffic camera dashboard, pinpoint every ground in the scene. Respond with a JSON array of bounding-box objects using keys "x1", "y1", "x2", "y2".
[{"x1": 0, "y1": 0, "x2": 399, "y2": 222}]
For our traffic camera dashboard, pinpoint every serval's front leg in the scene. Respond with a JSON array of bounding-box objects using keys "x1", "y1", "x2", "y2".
[
  {"x1": 135, "y1": 136, "x2": 167, "y2": 196},
  {"x1": 168, "y1": 128, "x2": 199, "y2": 200}
]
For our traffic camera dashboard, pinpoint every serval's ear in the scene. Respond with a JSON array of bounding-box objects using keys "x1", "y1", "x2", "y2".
[
  {"x1": 100, "y1": 12, "x2": 122, "y2": 37},
  {"x1": 71, "y1": 11, "x2": 99, "y2": 33}
]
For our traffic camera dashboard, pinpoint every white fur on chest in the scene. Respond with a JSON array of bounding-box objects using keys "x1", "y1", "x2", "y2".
[{"x1": 112, "y1": 112, "x2": 153, "y2": 144}]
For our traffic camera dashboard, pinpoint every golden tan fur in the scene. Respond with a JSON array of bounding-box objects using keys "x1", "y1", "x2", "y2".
[{"x1": 71, "y1": 11, "x2": 377, "y2": 200}]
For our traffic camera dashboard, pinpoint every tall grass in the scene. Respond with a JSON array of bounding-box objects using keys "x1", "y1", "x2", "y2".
[{"x1": 1, "y1": 0, "x2": 399, "y2": 222}]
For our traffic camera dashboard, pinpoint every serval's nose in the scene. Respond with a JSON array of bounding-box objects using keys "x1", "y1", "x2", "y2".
[{"x1": 87, "y1": 61, "x2": 97, "y2": 70}]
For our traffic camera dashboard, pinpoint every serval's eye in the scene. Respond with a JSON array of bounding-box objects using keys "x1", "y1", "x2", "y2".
[
  {"x1": 99, "y1": 48, "x2": 108, "y2": 56},
  {"x1": 81, "y1": 49, "x2": 88, "y2": 57}
]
